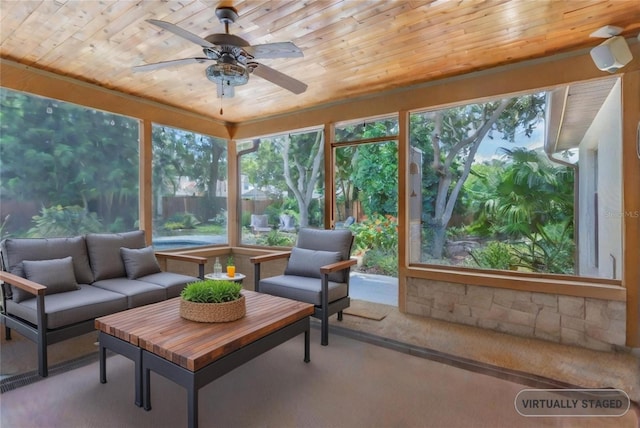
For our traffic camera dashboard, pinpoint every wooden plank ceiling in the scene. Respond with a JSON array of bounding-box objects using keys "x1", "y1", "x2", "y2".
[{"x1": 1, "y1": 0, "x2": 640, "y2": 124}]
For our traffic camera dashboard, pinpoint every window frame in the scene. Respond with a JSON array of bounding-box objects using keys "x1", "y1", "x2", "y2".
[{"x1": 401, "y1": 86, "x2": 625, "y2": 302}]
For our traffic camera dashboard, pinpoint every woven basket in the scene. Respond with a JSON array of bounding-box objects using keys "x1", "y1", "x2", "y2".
[{"x1": 179, "y1": 294, "x2": 246, "y2": 323}]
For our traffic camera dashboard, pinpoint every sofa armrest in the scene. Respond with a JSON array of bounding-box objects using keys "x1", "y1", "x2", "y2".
[
  {"x1": 0, "y1": 270, "x2": 47, "y2": 347},
  {"x1": 155, "y1": 252, "x2": 208, "y2": 279},
  {"x1": 0, "y1": 271, "x2": 47, "y2": 297}
]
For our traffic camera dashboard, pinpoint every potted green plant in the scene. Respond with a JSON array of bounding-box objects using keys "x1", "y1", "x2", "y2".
[{"x1": 179, "y1": 279, "x2": 245, "y2": 322}]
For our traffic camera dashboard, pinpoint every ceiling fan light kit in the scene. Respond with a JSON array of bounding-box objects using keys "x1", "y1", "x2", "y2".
[{"x1": 133, "y1": 6, "x2": 307, "y2": 98}]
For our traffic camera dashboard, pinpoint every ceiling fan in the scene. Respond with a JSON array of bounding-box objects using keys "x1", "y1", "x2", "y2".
[{"x1": 133, "y1": 6, "x2": 307, "y2": 98}]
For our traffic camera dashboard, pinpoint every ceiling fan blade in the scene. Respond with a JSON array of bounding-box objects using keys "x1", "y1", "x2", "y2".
[
  {"x1": 251, "y1": 63, "x2": 307, "y2": 94},
  {"x1": 133, "y1": 57, "x2": 210, "y2": 72},
  {"x1": 146, "y1": 19, "x2": 216, "y2": 48},
  {"x1": 245, "y1": 42, "x2": 304, "y2": 59}
]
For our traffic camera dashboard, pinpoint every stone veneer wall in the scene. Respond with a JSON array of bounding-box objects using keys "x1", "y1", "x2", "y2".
[{"x1": 406, "y1": 278, "x2": 627, "y2": 351}]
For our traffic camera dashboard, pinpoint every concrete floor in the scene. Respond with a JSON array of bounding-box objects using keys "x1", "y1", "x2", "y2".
[
  {"x1": 336, "y1": 294, "x2": 640, "y2": 405},
  {"x1": 349, "y1": 272, "x2": 398, "y2": 306}
]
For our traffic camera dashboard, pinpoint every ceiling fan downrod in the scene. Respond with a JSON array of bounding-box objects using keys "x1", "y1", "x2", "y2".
[{"x1": 216, "y1": 6, "x2": 239, "y2": 35}]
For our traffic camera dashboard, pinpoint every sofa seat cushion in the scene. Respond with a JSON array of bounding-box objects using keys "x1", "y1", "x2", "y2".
[
  {"x1": 258, "y1": 275, "x2": 348, "y2": 306},
  {"x1": 5, "y1": 284, "x2": 128, "y2": 330},
  {"x1": 86, "y1": 231, "x2": 145, "y2": 281},
  {"x1": 138, "y1": 272, "x2": 199, "y2": 299},
  {"x1": 92, "y1": 277, "x2": 166, "y2": 308}
]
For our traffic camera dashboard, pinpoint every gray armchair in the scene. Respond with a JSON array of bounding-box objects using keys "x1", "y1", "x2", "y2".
[{"x1": 251, "y1": 228, "x2": 356, "y2": 345}]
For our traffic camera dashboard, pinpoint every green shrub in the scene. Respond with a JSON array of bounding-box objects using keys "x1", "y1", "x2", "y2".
[
  {"x1": 180, "y1": 280, "x2": 242, "y2": 303},
  {"x1": 163, "y1": 212, "x2": 200, "y2": 230},
  {"x1": 210, "y1": 210, "x2": 227, "y2": 226},
  {"x1": 163, "y1": 221, "x2": 184, "y2": 231},
  {"x1": 361, "y1": 248, "x2": 398, "y2": 276},
  {"x1": 27, "y1": 205, "x2": 103, "y2": 237},
  {"x1": 470, "y1": 241, "x2": 514, "y2": 270},
  {"x1": 256, "y1": 230, "x2": 296, "y2": 247},
  {"x1": 350, "y1": 213, "x2": 398, "y2": 253}
]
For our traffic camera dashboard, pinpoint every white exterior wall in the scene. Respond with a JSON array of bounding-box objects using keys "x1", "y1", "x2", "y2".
[{"x1": 578, "y1": 80, "x2": 622, "y2": 279}]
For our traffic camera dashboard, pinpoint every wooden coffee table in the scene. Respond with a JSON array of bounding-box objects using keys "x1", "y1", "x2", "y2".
[{"x1": 95, "y1": 290, "x2": 314, "y2": 428}]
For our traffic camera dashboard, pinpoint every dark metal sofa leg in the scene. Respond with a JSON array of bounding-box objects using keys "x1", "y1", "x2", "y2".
[
  {"x1": 38, "y1": 335, "x2": 48, "y2": 377},
  {"x1": 337, "y1": 310, "x2": 343, "y2": 321},
  {"x1": 4, "y1": 326, "x2": 11, "y2": 340}
]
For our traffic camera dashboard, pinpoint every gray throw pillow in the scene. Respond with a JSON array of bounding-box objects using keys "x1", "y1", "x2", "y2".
[
  {"x1": 285, "y1": 247, "x2": 343, "y2": 282},
  {"x1": 20, "y1": 256, "x2": 79, "y2": 302},
  {"x1": 120, "y1": 246, "x2": 162, "y2": 279}
]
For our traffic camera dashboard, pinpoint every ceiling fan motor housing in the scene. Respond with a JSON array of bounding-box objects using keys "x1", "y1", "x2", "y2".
[{"x1": 136, "y1": 6, "x2": 306, "y2": 97}]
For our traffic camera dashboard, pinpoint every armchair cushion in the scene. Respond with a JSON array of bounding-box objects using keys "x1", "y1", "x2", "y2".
[
  {"x1": 295, "y1": 228, "x2": 354, "y2": 282},
  {"x1": 120, "y1": 246, "x2": 161, "y2": 279},
  {"x1": 285, "y1": 247, "x2": 343, "y2": 282},
  {"x1": 18, "y1": 256, "x2": 79, "y2": 302},
  {"x1": 259, "y1": 275, "x2": 348, "y2": 306}
]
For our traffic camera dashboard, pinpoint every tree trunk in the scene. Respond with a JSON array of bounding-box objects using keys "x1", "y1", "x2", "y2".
[
  {"x1": 431, "y1": 220, "x2": 447, "y2": 259},
  {"x1": 281, "y1": 132, "x2": 323, "y2": 228}
]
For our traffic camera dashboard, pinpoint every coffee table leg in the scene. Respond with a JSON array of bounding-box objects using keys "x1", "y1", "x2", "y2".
[
  {"x1": 188, "y1": 386, "x2": 198, "y2": 428},
  {"x1": 99, "y1": 341, "x2": 107, "y2": 384},
  {"x1": 143, "y1": 366, "x2": 152, "y2": 411},
  {"x1": 304, "y1": 328, "x2": 310, "y2": 363}
]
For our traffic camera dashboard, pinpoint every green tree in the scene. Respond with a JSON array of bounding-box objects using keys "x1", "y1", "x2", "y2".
[
  {"x1": 411, "y1": 94, "x2": 546, "y2": 259},
  {"x1": 280, "y1": 131, "x2": 324, "y2": 227},
  {"x1": 336, "y1": 119, "x2": 399, "y2": 218},
  {"x1": 241, "y1": 131, "x2": 323, "y2": 228},
  {"x1": 0, "y1": 89, "x2": 139, "y2": 234},
  {"x1": 352, "y1": 142, "x2": 398, "y2": 215},
  {"x1": 468, "y1": 147, "x2": 575, "y2": 273},
  {"x1": 152, "y1": 126, "x2": 227, "y2": 221}
]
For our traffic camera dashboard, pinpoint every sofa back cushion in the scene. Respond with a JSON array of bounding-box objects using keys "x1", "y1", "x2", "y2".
[
  {"x1": 86, "y1": 231, "x2": 146, "y2": 281},
  {"x1": 1, "y1": 236, "x2": 92, "y2": 303},
  {"x1": 0, "y1": 236, "x2": 93, "y2": 284}
]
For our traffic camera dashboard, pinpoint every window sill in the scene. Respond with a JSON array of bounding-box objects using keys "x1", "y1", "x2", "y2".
[{"x1": 407, "y1": 266, "x2": 626, "y2": 301}]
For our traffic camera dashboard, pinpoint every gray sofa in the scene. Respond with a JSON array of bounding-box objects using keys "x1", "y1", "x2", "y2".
[{"x1": 0, "y1": 230, "x2": 206, "y2": 377}]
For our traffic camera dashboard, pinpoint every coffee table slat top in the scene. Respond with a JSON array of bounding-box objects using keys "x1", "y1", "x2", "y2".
[{"x1": 95, "y1": 291, "x2": 314, "y2": 371}]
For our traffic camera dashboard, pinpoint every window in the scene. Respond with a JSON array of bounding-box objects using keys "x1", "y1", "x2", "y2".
[
  {"x1": 335, "y1": 116, "x2": 399, "y2": 142},
  {"x1": 0, "y1": 88, "x2": 139, "y2": 238},
  {"x1": 408, "y1": 82, "x2": 622, "y2": 279},
  {"x1": 334, "y1": 116, "x2": 399, "y2": 277},
  {"x1": 151, "y1": 124, "x2": 228, "y2": 249},
  {"x1": 238, "y1": 129, "x2": 324, "y2": 246}
]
